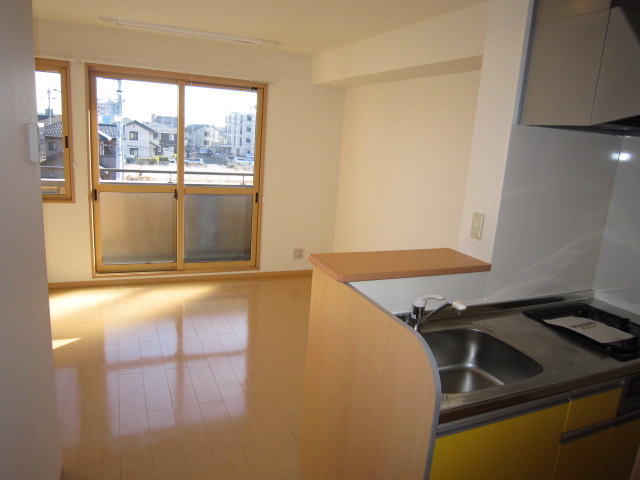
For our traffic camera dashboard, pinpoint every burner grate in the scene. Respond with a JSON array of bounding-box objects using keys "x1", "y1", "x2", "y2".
[{"x1": 523, "y1": 303, "x2": 640, "y2": 362}]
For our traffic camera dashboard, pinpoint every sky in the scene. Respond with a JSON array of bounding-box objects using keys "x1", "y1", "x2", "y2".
[
  {"x1": 35, "y1": 71, "x2": 63, "y2": 117},
  {"x1": 36, "y1": 73, "x2": 258, "y2": 128}
]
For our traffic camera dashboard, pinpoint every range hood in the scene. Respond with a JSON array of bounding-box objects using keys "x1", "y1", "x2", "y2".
[{"x1": 520, "y1": 0, "x2": 640, "y2": 136}]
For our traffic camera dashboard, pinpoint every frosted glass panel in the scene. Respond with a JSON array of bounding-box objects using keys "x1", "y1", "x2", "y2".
[
  {"x1": 184, "y1": 194, "x2": 253, "y2": 262},
  {"x1": 101, "y1": 192, "x2": 176, "y2": 265}
]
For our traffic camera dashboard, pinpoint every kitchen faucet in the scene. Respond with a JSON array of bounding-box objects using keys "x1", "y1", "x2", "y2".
[{"x1": 408, "y1": 294, "x2": 467, "y2": 331}]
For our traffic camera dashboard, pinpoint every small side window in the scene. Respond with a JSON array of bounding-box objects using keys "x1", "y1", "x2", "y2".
[{"x1": 35, "y1": 58, "x2": 73, "y2": 201}]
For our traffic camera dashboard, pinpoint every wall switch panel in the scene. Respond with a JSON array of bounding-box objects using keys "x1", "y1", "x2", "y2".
[{"x1": 470, "y1": 212, "x2": 484, "y2": 239}]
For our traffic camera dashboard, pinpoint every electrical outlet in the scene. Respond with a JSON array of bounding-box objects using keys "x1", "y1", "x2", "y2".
[
  {"x1": 293, "y1": 248, "x2": 304, "y2": 260},
  {"x1": 470, "y1": 212, "x2": 484, "y2": 239}
]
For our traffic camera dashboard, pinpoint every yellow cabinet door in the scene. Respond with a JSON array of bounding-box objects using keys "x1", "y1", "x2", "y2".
[
  {"x1": 563, "y1": 388, "x2": 621, "y2": 432},
  {"x1": 553, "y1": 428, "x2": 611, "y2": 480},
  {"x1": 430, "y1": 403, "x2": 568, "y2": 480},
  {"x1": 599, "y1": 417, "x2": 640, "y2": 480}
]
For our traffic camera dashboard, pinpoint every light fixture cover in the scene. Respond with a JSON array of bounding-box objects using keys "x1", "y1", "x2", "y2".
[{"x1": 99, "y1": 16, "x2": 279, "y2": 48}]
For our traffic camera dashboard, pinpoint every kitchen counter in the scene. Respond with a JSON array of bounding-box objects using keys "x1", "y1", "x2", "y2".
[
  {"x1": 308, "y1": 248, "x2": 491, "y2": 282},
  {"x1": 409, "y1": 293, "x2": 640, "y2": 427},
  {"x1": 301, "y1": 264, "x2": 640, "y2": 479}
]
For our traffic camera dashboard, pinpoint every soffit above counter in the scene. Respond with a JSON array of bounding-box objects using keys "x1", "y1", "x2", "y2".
[
  {"x1": 311, "y1": 2, "x2": 488, "y2": 87},
  {"x1": 309, "y1": 248, "x2": 491, "y2": 283}
]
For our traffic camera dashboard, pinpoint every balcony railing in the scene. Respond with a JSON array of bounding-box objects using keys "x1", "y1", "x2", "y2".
[{"x1": 98, "y1": 167, "x2": 254, "y2": 186}]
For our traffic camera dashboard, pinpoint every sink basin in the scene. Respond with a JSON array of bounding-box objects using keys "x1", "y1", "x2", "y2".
[{"x1": 422, "y1": 328, "x2": 543, "y2": 394}]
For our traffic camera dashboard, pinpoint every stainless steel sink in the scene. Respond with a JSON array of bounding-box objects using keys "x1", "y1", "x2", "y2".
[{"x1": 422, "y1": 328, "x2": 543, "y2": 394}]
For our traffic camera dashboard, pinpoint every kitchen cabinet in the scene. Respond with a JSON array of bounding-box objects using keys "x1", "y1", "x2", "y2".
[
  {"x1": 599, "y1": 416, "x2": 640, "y2": 480},
  {"x1": 430, "y1": 403, "x2": 568, "y2": 480},
  {"x1": 553, "y1": 428, "x2": 612, "y2": 480},
  {"x1": 300, "y1": 267, "x2": 439, "y2": 480},
  {"x1": 520, "y1": 5, "x2": 609, "y2": 127},
  {"x1": 562, "y1": 387, "x2": 621, "y2": 431},
  {"x1": 521, "y1": 0, "x2": 640, "y2": 130},
  {"x1": 552, "y1": 386, "x2": 622, "y2": 480}
]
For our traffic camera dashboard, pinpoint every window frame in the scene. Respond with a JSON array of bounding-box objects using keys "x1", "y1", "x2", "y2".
[
  {"x1": 87, "y1": 63, "x2": 267, "y2": 275},
  {"x1": 35, "y1": 58, "x2": 74, "y2": 202}
]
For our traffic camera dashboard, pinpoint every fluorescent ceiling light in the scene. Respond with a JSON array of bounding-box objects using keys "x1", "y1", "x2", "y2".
[{"x1": 99, "y1": 16, "x2": 279, "y2": 48}]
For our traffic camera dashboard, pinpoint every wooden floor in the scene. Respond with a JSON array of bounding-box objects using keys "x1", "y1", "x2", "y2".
[{"x1": 50, "y1": 275, "x2": 312, "y2": 480}]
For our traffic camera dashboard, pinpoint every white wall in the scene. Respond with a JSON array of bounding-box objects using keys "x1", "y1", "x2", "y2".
[
  {"x1": 456, "y1": 0, "x2": 534, "y2": 262},
  {"x1": 354, "y1": 126, "x2": 623, "y2": 314},
  {"x1": 35, "y1": 19, "x2": 344, "y2": 283},
  {"x1": 332, "y1": 71, "x2": 481, "y2": 252},
  {"x1": 315, "y1": 2, "x2": 489, "y2": 254},
  {"x1": 0, "y1": 1, "x2": 62, "y2": 478},
  {"x1": 319, "y1": 0, "x2": 535, "y2": 260}
]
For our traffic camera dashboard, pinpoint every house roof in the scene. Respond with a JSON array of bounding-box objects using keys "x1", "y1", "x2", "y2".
[
  {"x1": 43, "y1": 121, "x2": 63, "y2": 138},
  {"x1": 125, "y1": 120, "x2": 158, "y2": 134},
  {"x1": 98, "y1": 123, "x2": 118, "y2": 141}
]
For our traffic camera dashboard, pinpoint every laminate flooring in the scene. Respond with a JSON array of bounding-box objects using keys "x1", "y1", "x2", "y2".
[{"x1": 50, "y1": 275, "x2": 312, "y2": 479}]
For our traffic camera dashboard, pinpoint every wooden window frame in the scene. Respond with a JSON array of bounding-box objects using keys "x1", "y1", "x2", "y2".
[
  {"x1": 87, "y1": 63, "x2": 267, "y2": 276},
  {"x1": 36, "y1": 58, "x2": 74, "y2": 202}
]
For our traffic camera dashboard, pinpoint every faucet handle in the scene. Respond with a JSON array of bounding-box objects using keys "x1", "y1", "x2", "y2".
[
  {"x1": 451, "y1": 301, "x2": 467, "y2": 312},
  {"x1": 411, "y1": 294, "x2": 446, "y2": 321},
  {"x1": 412, "y1": 294, "x2": 445, "y2": 308}
]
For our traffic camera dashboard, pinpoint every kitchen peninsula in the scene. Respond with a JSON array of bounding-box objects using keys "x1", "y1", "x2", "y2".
[
  {"x1": 299, "y1": 249, "x2": 640, "y2": 480},
  {"x1": 299, "y1": 248, "x2": 491, "y2": 480}
]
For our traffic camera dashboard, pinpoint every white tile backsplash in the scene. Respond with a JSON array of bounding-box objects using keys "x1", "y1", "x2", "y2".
[
  {"x1": 593, "y1": 136, "x2": 640, "y2": 314},
  {"x1": 485, "y1": 125, "x2": 621, "y2": 301}
]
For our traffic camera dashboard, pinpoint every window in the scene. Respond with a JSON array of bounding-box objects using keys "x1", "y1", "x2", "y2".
[
  {"x1": 35, "y1": 58, "x2": 73, "y2": 201},
  {"x1": 88, "y1": 64, "x2": 266, "y2": 274},
  {"x1": 129, "y1": 131, "x2": 139, "y2": 140}
]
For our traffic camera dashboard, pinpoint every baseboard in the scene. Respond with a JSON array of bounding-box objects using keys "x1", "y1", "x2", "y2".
[{"x1": 48, "y1": 269, "x2": 312, "y2": 289}]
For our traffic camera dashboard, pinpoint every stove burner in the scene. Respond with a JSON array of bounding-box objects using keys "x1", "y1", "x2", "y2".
[
  {"x1": 523, "y1": 303, "x2": 640, "y2": 362},
  {"x1": 575, "y1": 305, "x2": 631, "y2": 331}
]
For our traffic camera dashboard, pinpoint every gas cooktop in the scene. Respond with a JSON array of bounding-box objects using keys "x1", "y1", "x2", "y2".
[{"x1": 523, "y1": 303, "x2": 640, "y2": 362}]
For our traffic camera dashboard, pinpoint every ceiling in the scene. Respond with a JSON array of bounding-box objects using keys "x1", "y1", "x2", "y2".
[{"x1": 31, "y1": 0, "x2": 486, "y2": 55}]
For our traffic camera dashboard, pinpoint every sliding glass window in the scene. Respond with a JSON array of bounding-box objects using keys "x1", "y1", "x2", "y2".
[
  {"x1": 35, "y1": 58, "x2": 74, "y2": 201},
  {"x1": 88, "y1": 65, "x2": 265, "y2": 274}
]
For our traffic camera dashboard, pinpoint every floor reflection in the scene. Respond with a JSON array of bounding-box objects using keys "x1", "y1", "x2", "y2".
[{"x1": 51, "y1": 276, "x2": 311, "y2": 479}]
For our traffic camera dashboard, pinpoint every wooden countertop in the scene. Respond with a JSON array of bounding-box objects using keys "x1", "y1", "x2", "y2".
[{"x1": 308, "y1": 248, "x2": 491, "y2": 282}]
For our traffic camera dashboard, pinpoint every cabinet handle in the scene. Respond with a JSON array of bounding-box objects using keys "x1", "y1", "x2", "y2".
[{"x1": 560, "y1": 420, "x2": 612, "y2": 444}]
